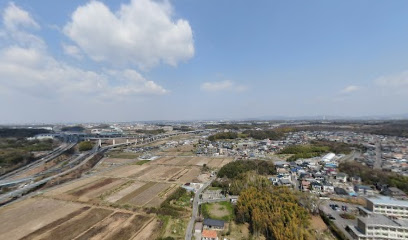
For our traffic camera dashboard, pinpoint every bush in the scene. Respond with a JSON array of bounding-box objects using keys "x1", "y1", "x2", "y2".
[
  {"x1": 208, "y1": 132, "x2": 238, "y2": 141},
  {"x1": 78, "y1": 141, "x2": 93, "y2": 151},
  {"x1": 217, "y1": 160, "x2": 276, "y2": 179},
  {"x1": 340, "y1": 213, "x2": 356, "y2": 219}
]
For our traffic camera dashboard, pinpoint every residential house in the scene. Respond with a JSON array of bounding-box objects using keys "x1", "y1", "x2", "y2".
[
  {"x1": 335, "y1": 173, "x2": 348, "y2": 183},
  {"x1": 201, "y1": 229, "x2": 218, "y2": 240},
  {"x1": 203, "y1": 219, "x2": 224, "y2": 231},
  {"x1": 354, "y1": 185, "x2": 375, "y2": 196}
]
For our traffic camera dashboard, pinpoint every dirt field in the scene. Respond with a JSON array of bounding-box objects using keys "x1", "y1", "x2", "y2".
[
  {"x1": 75, "y1": 212, "x2": 132, "y2": 240},
  {"x1": 0, "y1": 198, "x2": 84, "y2": 240},
  {"x1": 105, "y1": 181, "x2": 145, "y2": 203},
  {"x1": 0, "y1": 143, "x2": 234, "y2": 240},
  {"x1": 38, "y1": 208, "x2": 113, "y2": 240},
  {"x1": 310, "y1": 215, "x2": 328, "y2": 231},
  {"x1": 103, "y1": 157, "x2": 137, "y2": 164},
  {"x1": 131, "y1": 218, "x2": 161, "y2": 240},
  {"x1": 104, "y1": 215, "x2": 153, "y2": 240},
  {"x1": 119, "y1": 182, "x2": 171, "y2": 207},
  {"x1": 103, "y1": 164, "x2": 151, "y2": 178}
]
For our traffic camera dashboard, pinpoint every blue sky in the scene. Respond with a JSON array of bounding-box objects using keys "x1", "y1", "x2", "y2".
[{"x1": 1, "y1": 0, "x2": 408, "y2": 123}]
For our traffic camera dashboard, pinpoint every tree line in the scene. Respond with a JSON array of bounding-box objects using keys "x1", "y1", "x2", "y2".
[{"x1": 339, "y1": 161, "x2": 408, "y2": 194}]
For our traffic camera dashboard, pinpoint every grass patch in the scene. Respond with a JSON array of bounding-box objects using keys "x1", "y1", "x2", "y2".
[
  {"x1": 134, "y1": 160, "x2": 150, "y2": 165},
  {"x1": 108, "y1": 152, "x2": 141, "y2": 159},
  {"x1": 201, "y1": 201, "x2": 234, "y2": 221},
  {"x1": 340, "y1": 213, "x2": 356, "y2": 220}
]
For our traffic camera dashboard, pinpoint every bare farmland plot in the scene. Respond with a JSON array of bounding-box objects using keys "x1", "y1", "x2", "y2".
[
  {"x1": 191, "y1": 157, "x2": 213, "y2": 166},
  {"x1": 117, "y1": 182, "x2": 156, "y2": 204},
  {"x1": 150, "y1": 156, "x2": 176, "y2": 165},
  {"x1": 144, "y1": 184, "x2": 178, "y2": 208},
  {"x1": 105, "y1": 181, "x2": 145, "y2": 203},
  {"x1": 75, "y1": 212, "x2": 132, "y2": 240},
  {"x1": 19, "y1": 207, "x2": 91, "y2": 240},
  {"x1": 66, "y1": 178, "x2": 126, "y2": 203},
  {"x1": 131, "y1": 218, "x2": 161, "y2": 240},
  {"x1": 127, "y1": 182, "x2": 171, "y2": 206},
  {"x1": 43, "y1": 176, "x2": 101, "y2": 197},
  {"x1": 178, "y1": 167, "x2": 201, "y2": 183},
  {"x1": 0, "y1": 198, "x2": 84, "y2": 240},
  {"x1": 70, "y1": 178, "x2": 116, "y2": 197},
  {"x1": 128, "y1": 165, "x2": 157, "y2": 179},
  {"x1": 168, "y1": 168, "x2": 189, "y2": 182},
  {"x1": 207, "y1": 157, "x2": 234, "y2": 168},
  {"x1": 38, "y1": 208, "x2": 113, "y2": 240},
  {"x1": 104, "y1": 214, "x2": 153, "y2": 240},
  {"x1": 157, "y1": 167, "x2": 183, "y2": 181},
  {"x1": 102, "y1": 164, "x2": 150, "y2": 178}
]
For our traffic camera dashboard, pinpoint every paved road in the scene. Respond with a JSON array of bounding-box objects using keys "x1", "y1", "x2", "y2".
[
  {"x1": 185, "y1": 177, "x2": 215, "y2": 240},
  {"x1": 373, "y1": 138, "x2": 382, "y2": 169},
  {"x1": 320, "y1": 200, "x2": 359, "y2": 240}
]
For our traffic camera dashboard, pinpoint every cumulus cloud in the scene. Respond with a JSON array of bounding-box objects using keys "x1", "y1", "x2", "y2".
[
  {"x1": 0, "y1": 3, "x2": 168, "y2": 101},
  {"x1": 63, "y1": 0, "x2": 194, "y2": 69},
  {"x1": 340, "y1": 85, "x2": 360, "y2": 94},
  {"x1": 201, "y1": 80, "x2": 247, "y2": 92},
  {"x1": 375, "y1": 71, "x2": 408, "y2": 87}
]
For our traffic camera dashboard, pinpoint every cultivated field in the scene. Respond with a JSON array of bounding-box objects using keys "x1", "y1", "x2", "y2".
[{"x1": 0, "y1": 143, "x2": 234, "y2": 240}]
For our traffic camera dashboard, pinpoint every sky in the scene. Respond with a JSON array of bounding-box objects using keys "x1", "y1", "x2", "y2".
[{"x1": 1, "y1": 0, "x2": 408, "y2": 123}]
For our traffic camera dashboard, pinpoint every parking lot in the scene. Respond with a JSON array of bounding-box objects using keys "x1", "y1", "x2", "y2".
[{"x1": 320, "y1": 200, "x2": 360, "y2": 239}]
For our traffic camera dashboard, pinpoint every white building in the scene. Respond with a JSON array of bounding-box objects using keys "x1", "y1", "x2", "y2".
[
  {"x1": 349, "y1": 214, "x2": 408, "y2": 240},
  {"x1": 366, "y1": 196, "x2": 408, "y2": 218},
  {"x1": 321, "y1": 152, "x2": 336, "y2": 162}
]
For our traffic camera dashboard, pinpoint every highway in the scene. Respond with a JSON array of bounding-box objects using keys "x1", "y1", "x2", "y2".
[
  {"x1": 0, "y1": 130, "x2": 208, "y2": 205},
  {"x1": 0, "y1": 139, "x2": 77, "y2": 184}
]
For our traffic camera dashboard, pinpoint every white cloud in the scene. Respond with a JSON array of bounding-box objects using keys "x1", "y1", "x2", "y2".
[
  {"x1": 63, "y1": 0, "x2": 194, "y2": 69},
  {"x1": 0, "y1": 3, "x2": 168, "y2": 102},
  {"x1": 3, "y1": 2, "x2": 39, "y2": 31},
  {"x1": 340, "y1": 85, "x2": 360, "y2": 94},
  {"x1": 201, "y1": 80, "x2": 247, "y2": 92},
  {"x1": 1, "y1": 3, "x2": 44, "y2": 49},
  {"x1": 62, "y1": 43, "x2": 83, "y2": 59},
  {"x1": 375, "y1": 71, "x2": 408, "y2": 88},
  {"x1": 0, "y1": 46, "x2": 167, "y2": 100}
]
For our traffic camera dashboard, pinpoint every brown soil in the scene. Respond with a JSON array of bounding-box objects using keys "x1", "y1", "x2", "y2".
[
  {"x1": 70, "y1": 178, "x2": 116, "y2": 197},
  {"x1": 0, "y1": 198, "x2": 83, "y2": 240},
  {"x1": 105, "y1": 181, "x2": 144, "y2": 203},
  {"x1": 39, "y1": 208, "x2": 113, "y2": 240},
  {"x1": 117, "y1": 182, "x2": 156, "y2": 204},
  {"x1": 75, "y1": 212, "x2": 132, "y2": 240},
  {"x1": 19, "y1": 206, "x2": 91, "y2": 240},
  {"x1": 104, "y1": 215, "x2": 152, "y2": 240},
  {"x1": 131, "y1": 218, "x2": 160, "y2": 240},
  {"x1": 310, "y1": 215, "x2": 328, "y2": 231},
  {"x1": 128, "y1": 183, "x2": 170, "y2": 206}
]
